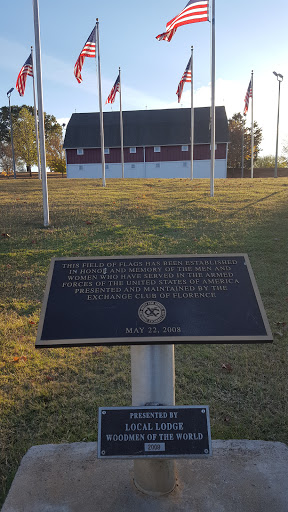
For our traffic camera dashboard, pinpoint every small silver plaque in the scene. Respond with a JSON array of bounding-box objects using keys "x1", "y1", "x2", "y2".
[{"x1": 144, "y1": 443, "x2": 166, "y2": 452}]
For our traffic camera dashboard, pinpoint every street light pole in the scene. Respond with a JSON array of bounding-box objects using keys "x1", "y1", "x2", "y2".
[
  {"x1": 7, "y1": 88, "x2": 17, "y2": 179},
  {"x1": 273, "y1": 71, "x2": 283, "y2": 178}
]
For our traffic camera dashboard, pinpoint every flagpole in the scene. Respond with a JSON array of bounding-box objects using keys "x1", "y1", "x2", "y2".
[
  {"x1": 6, "y1": 89, "x2": 17, "y2": 179},
  {"x1": 31, "y1": 46, "x2": 41, "y2": 180},
  {"x1": 241, "y1": 119, "x2": 245, "y2": 178},
  {"x1": 96, "y1": 19, "x2": 106, "y2": 187},
  {"x1": 119, "y1": 67, "x2": 124, "y2": 179},
  {"x1": 190, "y1": 46, "x2": 194, "y2": 180},
  {"x1": 32, "y1": 0, "x2": 49, "y2": 226},
  {"x1": 210, "y1": 0, "x2": 216, "y2": 197},
  {"x1": 251, "y1": 70, "x2": 254, "y2": 179}
]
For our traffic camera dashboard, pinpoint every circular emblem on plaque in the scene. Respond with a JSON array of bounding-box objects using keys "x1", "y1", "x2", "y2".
[{"x1": 138, "y1": 301, "x2": 166, "y2": 324}]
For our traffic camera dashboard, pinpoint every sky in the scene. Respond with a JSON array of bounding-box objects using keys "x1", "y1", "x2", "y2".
[{"x1": 0, "y1": 0, "x2": 287, "y2": 156}]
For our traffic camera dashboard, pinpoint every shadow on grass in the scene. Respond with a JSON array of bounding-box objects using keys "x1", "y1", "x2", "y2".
[{"x1": 229, "y1": 190, "x2": 284, "y2": 214}]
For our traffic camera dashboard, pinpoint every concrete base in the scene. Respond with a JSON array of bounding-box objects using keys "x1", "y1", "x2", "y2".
[{"x1": 2, "y1": 440, "x2": 288, "y2": 512}]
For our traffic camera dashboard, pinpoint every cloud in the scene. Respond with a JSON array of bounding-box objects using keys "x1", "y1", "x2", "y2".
[{"x1": 163, "y1": 77, "x2": 288, "y2": 155}]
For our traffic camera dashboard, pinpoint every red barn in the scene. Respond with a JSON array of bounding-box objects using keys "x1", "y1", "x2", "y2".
[{"x1": 63, "y1": 107, "x2": 229, "y2": 179}]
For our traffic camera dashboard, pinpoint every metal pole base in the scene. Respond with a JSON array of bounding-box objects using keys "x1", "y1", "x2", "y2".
[
  {"x1": 133, "y1": 459, "x2": 176, "y2": 496},
  {"x1": 131, "y1": 345, "x2": 176, "y2": 496}
]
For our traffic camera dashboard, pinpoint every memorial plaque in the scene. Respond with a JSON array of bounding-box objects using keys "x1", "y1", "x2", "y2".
[
  {"x1": 98, "y1": 406, "x2": 212, "y2": 459},
  {"x1": 36, "y1": 254, "x2": 273, "y2": 348}
]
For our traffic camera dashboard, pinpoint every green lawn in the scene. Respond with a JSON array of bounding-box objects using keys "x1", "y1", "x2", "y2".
[{"x1": 0, "y1": 177, "x2": 287, "y2": 506}]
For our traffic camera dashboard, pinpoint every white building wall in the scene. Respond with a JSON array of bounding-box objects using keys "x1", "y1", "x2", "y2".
[{"x1": 67, "y1": 160, "x2": 227, "y2": 179}]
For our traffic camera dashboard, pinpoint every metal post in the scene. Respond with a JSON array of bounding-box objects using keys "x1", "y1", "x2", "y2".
[
  {"x1": 143, "y1": 146, "x2": 146, "y2": 177},
  {"x1": 7, "y1": 89, "x2": 17, "y2": 179},
  {"x1": 96, "y1": 20, "x2": 106, "y2": 187},
  {"x1": 274, "y1": 78, "x2": 282, "y2": 178},
  {"x1": 32, "y1": 0, "x2": 49, "y2": 226},
  {"x1": 251, "y1": 70, "x2": 254, "y2": 179},
  {"x1": 210, "y1": 0, "x2": 215, "y2": 196},
  {"x1": 241, "y1": 121, "x2": 244, "y2": 178},
  {"x1": 119, "y1": 67, "x2": 125, "y2": 179},
  {"x1": 131, "y1": 344, "x2": 176, "y2": 496},
  {"x1": 31, "y1": 46, "x2": 41, "y2": 180},
  {"x1": 190, "y1": 46, "x2": 194, "y2": 180}
]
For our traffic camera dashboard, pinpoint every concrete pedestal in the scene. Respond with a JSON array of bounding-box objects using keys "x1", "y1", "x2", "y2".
[{"x1": 2, "y1": 440, "x2": 288, "y2": 512}]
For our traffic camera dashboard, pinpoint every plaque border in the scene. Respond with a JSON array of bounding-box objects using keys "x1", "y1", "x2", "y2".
[
  {"x1": 36, "y1": 253, "x2": 273, "y2": 348},
  {"x1": 97, "y1": 405, "x2": 212, "y2": 459}
]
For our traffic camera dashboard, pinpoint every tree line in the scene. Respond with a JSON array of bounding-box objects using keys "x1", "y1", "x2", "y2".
[
  {"x1": 0, "y1": 106, "x2": 66, "y2": 175},
  {"x1": 1, "y1": 107, "x2": 287, "y2": 175},
  {"x1": 227, "y1": 112, "x2": 288, "y2": 169}
]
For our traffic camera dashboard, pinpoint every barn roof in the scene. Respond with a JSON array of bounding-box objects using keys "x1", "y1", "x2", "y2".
[{"x1": 63, "y1": 107, "x2": 229, "y2": 149}]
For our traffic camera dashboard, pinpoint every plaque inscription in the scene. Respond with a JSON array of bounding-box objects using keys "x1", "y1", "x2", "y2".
[
  {"x1": 98, "y1": 406, "x2": 212, "y2": 459},
  {"x1": 36, "y1": 254, "x2": 273, "y2": 347}
]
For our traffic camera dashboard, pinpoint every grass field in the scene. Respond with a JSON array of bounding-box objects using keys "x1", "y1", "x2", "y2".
[{"x1": 0, "y1": 177, "x2": 287, "y2": 506}]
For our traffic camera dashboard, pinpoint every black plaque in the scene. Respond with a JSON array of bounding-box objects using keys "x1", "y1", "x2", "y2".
[
  {"x1": 98, "y1": 406, "x2": 212, "y2": 459},
  {"x1": 36, "y1": 254, "x2": 273, "y2": 347}
]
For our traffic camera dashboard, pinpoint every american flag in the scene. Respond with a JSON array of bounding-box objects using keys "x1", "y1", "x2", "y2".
[
  {"x1": 74, "y1": 27, "x2": 96, "y2": 83},
  {"x1": 16, "y1": 54, "x2": 33, "y2": 96},
  {"x1": 156, "y1": 28, "x2": 177, "y2": 42},
  {"x1": 176, "y1": 57, "x2": 192, "y2": 103},
  {"x1": 106, "y1": 74, "x2": 120, "y2": 104},
  {"x1": 243, "y1": 80, "x2": 252, "y2": 115},
  {"x1": 156, "y1": 0, "x2": 209, "y2": 42}
]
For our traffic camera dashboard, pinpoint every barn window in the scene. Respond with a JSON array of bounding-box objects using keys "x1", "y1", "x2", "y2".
[
  {"x1": 154, "y1": 146, "x2": 161, "y2": 153},
  {"x1": 104, "y1": 148, "x2": 110, "y2": 155},
  {"x1": 79, "y1": 165, "x2": 83, "y2": 171},
  {"x1": 131, "y1": 164, "x2": 135, "y2": 169},
  {"x1": 105, "y1": 164, "x2": 109, "y2": 170},
  {"x1": 130, "y1": 147, "x2": 136, "y2": 154},
  {"x1": 181, "y1": 145, "x2": 188, "y2": 152},
  {"x1": 77, "y1": 148, "x2": 84, "y2": 155},
  {"x1": 156, "y1": 163, "x2": 160, "y2": 168},
  {"x1": 183, "y1": 162, "x2": 187, "y2": 167}
]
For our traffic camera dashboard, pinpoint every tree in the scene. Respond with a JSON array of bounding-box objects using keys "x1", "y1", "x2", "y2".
[
  {"x1": 227, "y1": 112, "x2": 263, "y2": 169},
  {"x1": 13, "y1": 107, "x2": 38, "y2": 174},
  {"x1": 227, "y1": 113, "x2": 245, "y2": 169},
  {"x1": 254, "y1": 154, "x2": 287, "y2": 168},
  {"x1": 0, "y1": 105, "x2": 63, "y2": 146},
  {"x1": 46, "y1": 128, "x2": 66, "y2": 174},
  {"x1": 44, "y1": 113, "x2": 62, "y2": 137},
  {"x1": 0, "y1": 141, "x2": 13, "y2": 175},
  {"x1": 246, "y1": 121, "x2": 262, "y2": 166},
  {"x1": 282, "y1": 140, "x2": 288, "y2": 165},
  {"x1": 0, "y1": 105, "x2": 34, "y2": 144},
  {"x1": 1, "y1": 105, "x2": 66, "y2": 174}
]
